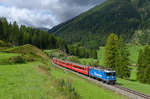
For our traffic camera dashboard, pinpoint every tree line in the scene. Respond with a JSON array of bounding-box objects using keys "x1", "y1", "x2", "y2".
[
  {"x1": 67, "y1": 44, "x2": 97, "y2": 59},
  {"x1": 0, "y1": 18, "x2": 66, "y2": 50},
  {"x1": 0, "y1": 17, "x2": 97, "y2": 59}
]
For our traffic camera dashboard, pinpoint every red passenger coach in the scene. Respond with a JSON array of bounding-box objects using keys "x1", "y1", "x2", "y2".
[{"x1": 52, "y1": 58, "x2": 89, "y2": 75}]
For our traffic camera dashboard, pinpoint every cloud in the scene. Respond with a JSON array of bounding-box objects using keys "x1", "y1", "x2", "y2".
[
  {"x1": 0, "y1": 0, "x2": 105, "y2": 28},
  {"x1": 0, "y1": 5, "x2": 58, "y2": 28}
]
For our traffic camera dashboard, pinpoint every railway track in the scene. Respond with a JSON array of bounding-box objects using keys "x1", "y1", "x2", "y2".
[
  {"x1": 52, "y1": 62, "x2": 150, "y2": 99},
  {"x1": 114, "y1": 85, "x2": 150, "y2": 99}
]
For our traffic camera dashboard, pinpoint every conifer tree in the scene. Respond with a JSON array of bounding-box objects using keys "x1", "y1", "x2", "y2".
[
  {"x1": 137, "y1": 46, "x2": 150, "y2": 84},
  {"x1": 116, "y1": 38, "x2": 130, "y2": 78},
  {"x1": 104, "y1": 33, "x2": 130, "y2": 78},
  {"x1": 1, "y1": 18, "x2": 9, "y2": 41},
  {"x1": 137, "y1": 49, "x2": 144, "y2": 81},
  {"x1": 0, "y1": 20, "x2": 3, "y2": 40},
  {"x1": 104, "y1": 33, "x2": 119, "y2": 70}
]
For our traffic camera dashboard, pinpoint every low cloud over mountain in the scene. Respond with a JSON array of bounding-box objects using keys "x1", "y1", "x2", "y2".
[{"x1": 0, "y1": 0, "x2": 104, "y2": 28}]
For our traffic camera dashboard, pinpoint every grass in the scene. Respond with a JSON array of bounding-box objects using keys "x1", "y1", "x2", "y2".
[
  {"x1": 0, "y1": 52, "x2": 67, "y2": 99},
  {"x1": 117, "y1": 78, "x2": 150, "y2": 95},
  {"x1": 0, "y1": 51, "x2": 126, "y2": 99},
  {"x1": 0, "y1": 52, "x2": 20, "y2": 65},
  {"x1": 0, "y1": 62, "x2": 59, "y2": 99},
  {"x1": 116, "y1": 66, "x2": 150, "y2": 95},
  {"x1": 98, "y1": 47, "x2": 105, "y2": 65},
  {"x1": 4, "y1": 44, "x2": 49, "y2": 59},
  {"x1": 128, "y1": 44, "x2": 143, "y2": 64},
  {"x1": 50, "y1": 64, "x2": 126, "y2": 99}
]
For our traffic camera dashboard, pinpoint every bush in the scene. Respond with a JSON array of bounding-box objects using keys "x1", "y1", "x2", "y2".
[
  {"x1": 0, "y1": 40, "x2": 12, "y2": 47},
  {"x1": 22, "y1": 54, "x2": 35, "y2": 62},
  {"x1": 9, "y1": 56, "x2": 25, "y2": 64},
  {"x1": 56, "y1": 78, "x2": 80, "y2": 99},
  {"x1": 66, "y1": 56, "x2": 80, "y2": 64}
]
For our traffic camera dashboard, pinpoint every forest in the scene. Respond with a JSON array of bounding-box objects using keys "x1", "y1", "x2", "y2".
[
  {"x1": 49, "y1": 0, "x2": 150, "y2": 49},
  {"x1": 0, "y1": 17, "x2": 97, "y2": 59}
]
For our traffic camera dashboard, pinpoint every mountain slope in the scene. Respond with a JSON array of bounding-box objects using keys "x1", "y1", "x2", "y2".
[{"x1": 49, "y1": 0, "x2": 149, "y2": 48}]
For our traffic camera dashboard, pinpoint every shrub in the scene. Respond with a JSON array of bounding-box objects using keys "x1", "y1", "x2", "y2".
[
  {"x1": 22, "y1": 54, "x2": 35, "y2": 62},
  {"x1": 56, "y1": 78, "x2": 80, "y2": 99},
  {"x1": 9, "y1": 56, "x2": 25, "y2": 64},
  {"x1": 0, "y1": 40, "x2": 12, "y2": 47},
  {"x1": 66, "y1": 56, "x2": 80, "y2": 64}
]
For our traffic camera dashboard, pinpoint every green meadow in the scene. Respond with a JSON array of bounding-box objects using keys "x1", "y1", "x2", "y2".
[
  {"x1": 0, "y1": 50, "x2": 126, "y2": 99},
  {"x1": 1, "y1": 44, "x2": 149, "y2": 99},
  {"x1": 0, "y1": 52, "x2": 66, "y2": 99}
]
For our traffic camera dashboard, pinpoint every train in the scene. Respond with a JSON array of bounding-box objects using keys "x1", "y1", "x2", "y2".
[{"x1": 52, "y1": 58, "x2": 116, "y2": 84}]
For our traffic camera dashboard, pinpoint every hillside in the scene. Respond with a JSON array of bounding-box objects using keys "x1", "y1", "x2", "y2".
[
  {"x1": 3, "y1": 44, "x2": 49, "y2": 60},
  {"x1": 49, "y1": 0, "x2": 150, "y2": 49}
]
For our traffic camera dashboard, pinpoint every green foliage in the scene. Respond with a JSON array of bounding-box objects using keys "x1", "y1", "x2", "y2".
[
  {"x1": 55, "y1": 78, "x2": 80, "y2": 99},
  {"x1": 4, "y1": 44, "x2": 49, "y2": 60},
  {"x1": 0, "y1": 52, "x2": 20, "y2": 65},
  {"x1": 49, "y1": 0, "x2": 143, "y2": 49},
  {"x1": 137, "y1": 46, "x2": 150, "y2": 84},
  {"x1": 104, "y1": 33, "x2": 119, "y2": 69},
  {"x1": 8, "y1": 56, "x2": 25, "y2": 64},
  {"x1": 104, "y1": 33, "x2": 130, "y2": 78},
  {"x1": 79, "y1": 58, "x2": 97, "y2": 66},
  {"x1": 116, "y1": 38, "x2": 130, "y2": 78},
  {"x1": 45, "y1": 49, "x2": 66, "y2": 59},
  {"x1": 0, "y1": 18, "x2": 66, "y2": 50},
  {"x1": 0, "y1": 20, "x2": 3, "y2": 40},
  {"x1": 66, "y1": 56, "x2": 81, "y2": 64},
  {"x1": 98, "y1": 44, "x2": 143, "y2": 66},
  {"x1": 0, "y1": 40, "x2": 12, "y2": 47},
  {"x1": 67, "y1": 44, "x2": 97, "y2": 59}
]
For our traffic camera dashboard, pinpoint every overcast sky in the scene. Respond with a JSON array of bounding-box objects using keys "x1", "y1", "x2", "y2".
[{"x1": 0, "y1": 0, "x2": 105, "y2": 28}]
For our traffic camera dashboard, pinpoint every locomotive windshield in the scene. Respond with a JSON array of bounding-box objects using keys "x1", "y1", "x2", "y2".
[
  {"x1": 112, "y1": 72, "x2": 116, "y2": 76},
  {"x1": 106, "y1": 72, "x2": 116, "y2": 76},
  {"x1": 106, "y1": 73, "x2": 111, "y2": 76}
]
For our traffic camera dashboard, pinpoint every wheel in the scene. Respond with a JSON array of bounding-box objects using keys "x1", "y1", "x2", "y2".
[{"x1": 102, "y1": 80, "x2": 106, "y2": 83}]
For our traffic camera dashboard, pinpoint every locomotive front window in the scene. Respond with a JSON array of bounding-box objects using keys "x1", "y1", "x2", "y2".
[
  {"x1": 112, "y1": 72, "x2": 116, "y2": 76},
  {"x1": 106, "y1": 73, "x2": 111, "y2": 76}
]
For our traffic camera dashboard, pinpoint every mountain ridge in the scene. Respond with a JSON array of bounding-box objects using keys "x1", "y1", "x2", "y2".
[{"x1": 49, "y1": 0, "x2": 150, "y2": 49}]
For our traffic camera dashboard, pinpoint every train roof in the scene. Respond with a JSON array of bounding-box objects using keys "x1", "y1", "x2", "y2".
[
  {"x1": 53, "y1": 58, "x2": 89, "y2": 67},
  {"x1": 53, "y1": 58, "x2": 116, "y2": 72},
  {"x1": 65, "y1": 60, "x2": 89, "y2": 67},
  {"x1": 104, "y1": 70, "x2": 116, "y2": 73},
  {"x1": 90, "y1": 67, "x2": 116, "y2": 72}
]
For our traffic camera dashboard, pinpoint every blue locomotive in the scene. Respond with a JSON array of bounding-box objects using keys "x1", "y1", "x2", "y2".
[{"x1": 89, "y1": 67, "x2": 116, "y2": 84}]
